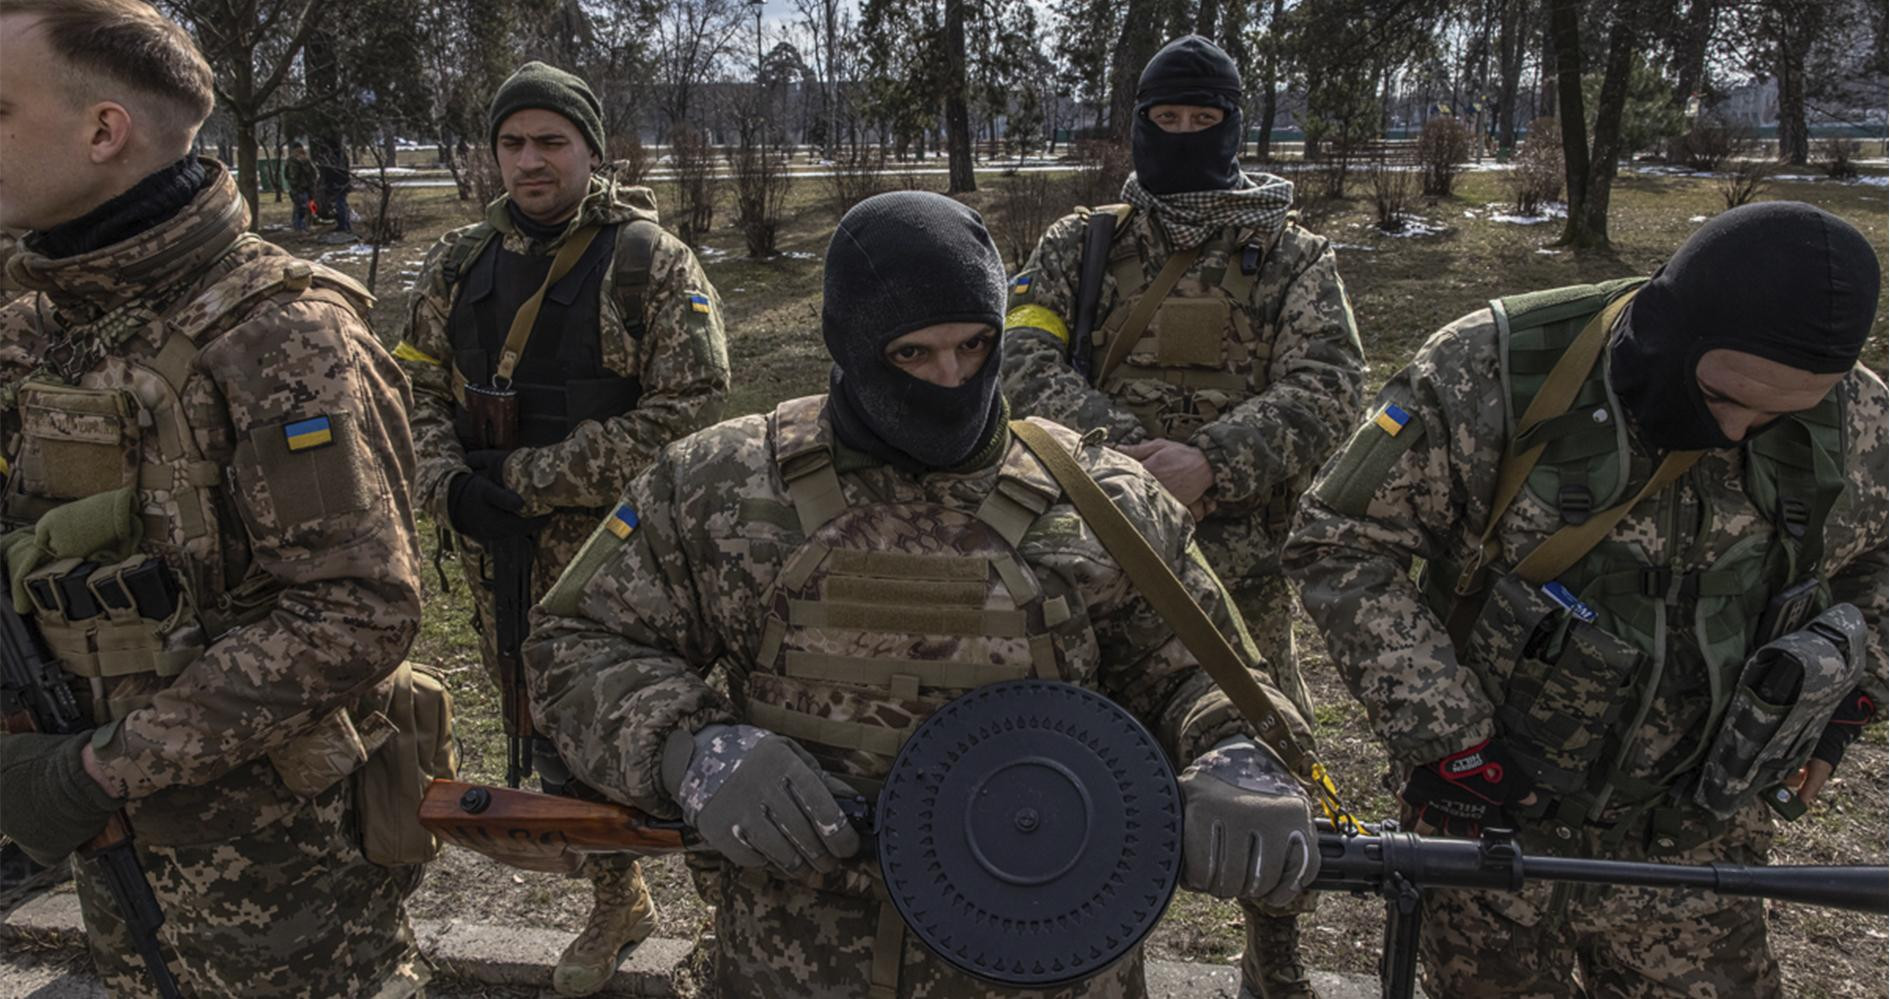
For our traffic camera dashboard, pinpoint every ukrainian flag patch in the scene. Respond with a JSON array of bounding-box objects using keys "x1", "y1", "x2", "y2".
[
  {"x1": 689, "y1": 292, "x2": 712, "y2": 314},
  {"x1": 1373, "y1": 403, "x2": 1411, "y2": 437},
  {"x1": 283, "y1": 416, "x2": 334, "y2": 451},
  {"x1": 1011, "y1": 274, "x2": 1033, "y2": 296},
  {"x1": 605, "y1": 503, "x2": 639, "y2": 540}
]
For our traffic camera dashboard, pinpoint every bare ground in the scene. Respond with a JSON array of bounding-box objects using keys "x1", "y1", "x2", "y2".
[{"x1": 247, "y1": 163, "x2": 1888, "y2": 995}]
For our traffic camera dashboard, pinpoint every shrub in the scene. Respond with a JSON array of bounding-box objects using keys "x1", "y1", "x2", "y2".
[
  {"x1": 668, "y1": 124, "x2": 718, "y2": 244},
  {"x1": 1718, "y1": 157, "x2": 1769, "y2": 209},
  {"x1": 824, "y1": 141, "x2": 887, "y2": 218},
  {"x1": 1505, "y1": 118, "x2": 1564, "y2": 216},
  {"x1": 1416, "y1": 117, "x2": 1473, "y2": 197},
  {"x1": 1668, "y1": 116, "x2": 1742, "y2": 173},
  {"x1": 1820, "y1": 137, "x2": 1860, "y2": 180},
  {"x1": 729, "y1": 115, "x2": 791, "y2": 257},
  {"x1": 1368, "y1": 154, "x2": 1417, "y2": 232}
]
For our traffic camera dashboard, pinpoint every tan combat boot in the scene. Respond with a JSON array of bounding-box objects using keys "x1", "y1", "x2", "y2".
[
  {"x1": 1239, "y1": 911, "x2": 1319, "y2": 999},
  {"x1": 553, "y1": 860, "x2": 659, "y2": 996}
]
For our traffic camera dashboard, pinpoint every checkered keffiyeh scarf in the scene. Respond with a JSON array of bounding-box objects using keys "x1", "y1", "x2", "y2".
[{"x1": 1122, "y1": 171, "x2": 1295, "y2": 250}]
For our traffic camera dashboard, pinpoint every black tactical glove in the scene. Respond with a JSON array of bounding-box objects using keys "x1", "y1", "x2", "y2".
[
  {"x1": 446, "y1": 453, "x2": 543, "y2": 542},
  {"x1": 0, "y1": 731, "x2": 122, "y2": 867},
  {"x1": 660, "y1": 723, "x2": 860, "y2": 876},
  {"x1": 1402, "y1": 738, "x2": 1535, "y2": 836},
  {"x1": 1177, "y1": 737, "x2": 1319, "y2": 907},
  {"x1": 1810, "y1": 687, "x2": 1876, "y2": 772}
]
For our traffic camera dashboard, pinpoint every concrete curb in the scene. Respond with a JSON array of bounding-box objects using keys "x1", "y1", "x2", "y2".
[{"x1": 2, "y1": 891, "x2": 1398, "y2": 998}]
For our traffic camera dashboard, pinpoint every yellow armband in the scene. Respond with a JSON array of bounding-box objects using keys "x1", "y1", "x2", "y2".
[{"x1": 1004, "y1": 305, "x2": 1071, "y2": 346}]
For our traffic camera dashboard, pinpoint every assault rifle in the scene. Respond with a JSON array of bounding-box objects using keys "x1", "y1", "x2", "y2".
[
  {"x1": 419, "y1": 781, "x2": 1888, "y2": 997},
  {"x1": 0, "y1": 560, "x2": 182, "y2": 999},
  {"x1": 461, "y1": 381, "x2": 537, "y2": 789}
]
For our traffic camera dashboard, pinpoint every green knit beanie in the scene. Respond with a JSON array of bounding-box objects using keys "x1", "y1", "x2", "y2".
[{"x1": 487, "y1": 61, "x2": 606, "y2": 157}]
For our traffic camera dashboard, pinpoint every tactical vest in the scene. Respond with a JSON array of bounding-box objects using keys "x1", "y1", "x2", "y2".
[
  {"x1": 444, "y1": 220, "x2": 660, "y2": 449},
  {"x1": 2, "y1": 246, "x2": 373, "y2": 703},
  {"x1": 1425, "y1": 280, "x2": 1852, "y2": 842},
  {"x1": 1, "y1": 248, "x2": 456, "y2": 855},
  {"x1": 1086, "y1": 206, "x2": 1297, "y2": 525}
]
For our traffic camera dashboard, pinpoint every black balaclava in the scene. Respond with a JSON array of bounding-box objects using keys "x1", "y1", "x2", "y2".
[
  {"x1": 1610, "y1": 201, "x2": 1880, "y2": 452},
  {"x1": 1132, "y1": 35, "x2": 1244, "y2": 196},
  {"x1": 822, "y1": 191, "x2": 1008, "y2": 472},
  {"x1": 28, "y1": 157, "x2": 207, "y2": 259}
]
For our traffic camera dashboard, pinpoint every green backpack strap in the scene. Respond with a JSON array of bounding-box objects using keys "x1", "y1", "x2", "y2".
[{"x1": 611, "y1": 219, "x2": 664, "y2": 341}]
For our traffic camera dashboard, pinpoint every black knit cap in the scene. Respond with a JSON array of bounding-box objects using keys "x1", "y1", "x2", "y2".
[
  {"x1": 488, "y1": 61, "x2": 606, "y2": 157},
  {"x1": 1136, "y1": 35, "x2": 1242, "y2": 114},
  {"x1": 1611, "y1": 200, "x2": 1880, "y2": 450},
  {"x1": 821, "y1": 191, "x2": 1009, "y2": 471}
]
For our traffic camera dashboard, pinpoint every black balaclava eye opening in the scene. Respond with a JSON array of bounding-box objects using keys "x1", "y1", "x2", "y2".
[
  {"x1": 1609, "y1": 201, "x2": 1880, "y2": 452},
  {"x1": 1131, "y1": 35, "x2": 1245, "y2": 196},
  {"x1": 821, "y1": 191, "x2": 1008, "y2": 472}
]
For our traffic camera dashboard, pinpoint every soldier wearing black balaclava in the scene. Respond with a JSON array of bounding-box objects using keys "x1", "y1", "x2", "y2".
[
  {"x1": 1287, "y1": 200, "x2": 1885, "y2": 997},
  {"x1": 1002, "y1": 35, "x2": 1366, "y2": 999}
]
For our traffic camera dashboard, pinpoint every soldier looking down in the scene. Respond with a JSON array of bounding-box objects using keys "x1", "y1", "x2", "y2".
[
  {"x1": 393, "y1": 60, "x2": 731, "y2": 996},
  {"x1": 524, "y1": 190, "x2": 1322, "y2": 998},
  {"x1": 1000, "y1": 33, "x2": 1364, "y2": 998},
  {"x1": 0, "y1": 0, "x2": 437, "y2": 994},
  {"x1": 1286, "y1": 202, "x2": 1887, "y2": 997}
]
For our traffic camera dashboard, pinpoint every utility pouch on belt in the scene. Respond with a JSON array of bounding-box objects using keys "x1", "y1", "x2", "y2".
[
  {"x1": 267, "y1": 705, "x2": 378, "y2": 798},
  {"x1": 1468, "y1": 572, "x2": 1644, "y2": 797},
  {"x1": 1692, "y1": 603, "x2": 1865, "y2": 820},
  {"x1": 356, "y1": 661, "x2": 459, "y2": 867}
]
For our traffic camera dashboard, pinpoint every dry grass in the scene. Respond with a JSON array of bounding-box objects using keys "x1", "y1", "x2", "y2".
[{"x1": 245, "y1": 163, "x2": 1890, "y2": 994}]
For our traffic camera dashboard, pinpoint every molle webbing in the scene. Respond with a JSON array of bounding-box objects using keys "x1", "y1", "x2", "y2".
[{"x1": 1095, "y1": 244, "x2": 1204, "y2": 384}]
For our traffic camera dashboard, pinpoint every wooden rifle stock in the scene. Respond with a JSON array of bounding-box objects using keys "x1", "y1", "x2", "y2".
[{"x1": 418, "y1": 780, "x2": 691, "y2": 874}]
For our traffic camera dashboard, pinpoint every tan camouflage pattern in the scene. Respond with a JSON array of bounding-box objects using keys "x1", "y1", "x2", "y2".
[
  {"x1": 1284, "y1": 306, "x2": 1888, "y2": 771},
  {"x1": 1417, "y1": 797, "x2": 1781, "y2": 997},
  {"x1": 525, "y1": 400, "x2": 1309, "y2": 996},
  {"x1": 0, "y1": 161, "x2": 427, "y2": 993},
  {"x1": 1000, "y1": 205, "x2": 1365, "y2": 588},
  {"x1": 76, "y1": 781, "x2": 430, "y2": 998},
  {"x1": 1285, "y1": 305, "x2": 1887, "y2": 989}
]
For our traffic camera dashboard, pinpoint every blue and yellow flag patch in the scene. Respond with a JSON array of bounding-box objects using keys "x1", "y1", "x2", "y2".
[
  {"x1": 604, "y1": 503, "x2": 639, "y2": 540},
  {"x1": 283, "y1": 416, "x2": 334, "y2": 451},
  {"x1": 689, "y1": 292, "x2": 712, "y2": 315},
  {"x1": 1011, "y1": 274, "x2": 1033, "y2": 296},
  {"x1": 1373, "y1": 403, "x2": 1411, "y2": 437}
]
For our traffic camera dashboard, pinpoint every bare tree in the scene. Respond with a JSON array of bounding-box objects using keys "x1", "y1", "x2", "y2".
[
  {"x1": 652, "y1": 0, "x2": 746, "y2": 139},
  {"x1": 943, "y1": 0, "x2": 977, "y2": 192},
  {"x1": 159, "y1": 0, "x2": 328, "y2": 227}
]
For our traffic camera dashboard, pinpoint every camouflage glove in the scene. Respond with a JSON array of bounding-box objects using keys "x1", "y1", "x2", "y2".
[
  {"x1": 0, "y1": 731, "x2": 121, "y2": 867},
  {"x1": 1177, "y1": 736, "x2": 1318, "y2": 907},
  {"x1": 659, "y1": 724, "x2": 861, "y2": 876},
  {"x1": 1810, "y1": 688, "x2": 1876, "y2": 772},
  {"x1": 1402, "y1": 738, "x2": 1534, "y2": 836}
]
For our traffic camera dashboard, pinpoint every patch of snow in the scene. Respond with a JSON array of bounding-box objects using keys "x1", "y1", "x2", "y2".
[
  {"x1": 1330, "y1": 242, "x2": 1377, "y2": 252},
  {"x1": 1772, "y1": 174, "x2": 1819, "y2": 182},
  {"x1": 695, "y1": 245, "x2": 730, "y2": 259},
  {"x1": 1462, "y1": 209, "x2": 1479, "y2": 218},
  {"x1": 1688, "y1": 215, "x2": 1710, "y2": 222},
  {"x1": 1486, "y1": 201, "x2": 1567, "y2": 225},
  {"x1": 1535, "y1": 248, "x2": 1562, "y2": 255},
  {"x1": 316, "y1": 243, "x2": 375, "y2": 262},
  {"x1": 1854, "y1": 175, "x2": 1888, "y2": 187},
  {"x1": 779, "y1": 250, "x2": 818, "y2": 260}
]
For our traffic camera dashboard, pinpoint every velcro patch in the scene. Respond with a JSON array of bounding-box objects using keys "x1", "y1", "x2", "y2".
[
  {"x1": 605, "y1": 502, "x2": 639, "y2": 539},
  {"x1": 1012, "y1": 273, "x2": 1033, "y2": 296},
  {"x1": 688, "y1": 292, "x2": 712, "y2": 315},
  {"x1": 1374, "y1": 402, "x2": 1412, "y2": 436},
  {"x1": 1312, "y1": 397, "x2": 1426, "y2": 517},
  {"x1": 283, "y1": 416, "x2": 334, "y2": 452}
]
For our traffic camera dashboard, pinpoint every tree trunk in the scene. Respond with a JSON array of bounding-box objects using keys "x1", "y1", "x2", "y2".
[
  {"x1": 1496, "y1": 0, "x2": 1527, "y2": 151},
  {"x1": 1195, "y1": 0, "x2": 1223, "y2": 36},
  {"x1": 943, "y1": 0, "x2": 976, "y2": 192},
  {"x1": 1107, "y1": 0, "x2": 1163, "y2": 142},
  {"x1": 1540, "y1": 7, "x2": 1559, "y2": 121},
  {"x1": 1774, "y1": 20, "x2": 1811, "y2": 164},
  {"x1": 1671, "y1": 0, "x2": 1717, "y2": 109},
  {"x1": 1580, "y1": 17, "x2": 1636, "y2": 243},
  {"x1": 1257, "y1": 0, "x2": 1285, "y2": 161},
  {"x1": 1550, "y1": 0, "x2": 1592, "y2": 246},
  {"x1": 235, "y1": 119, "x2": 261, "y2": 233}
]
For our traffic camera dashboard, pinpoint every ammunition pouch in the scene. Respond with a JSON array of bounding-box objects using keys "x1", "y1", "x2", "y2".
[
  {"x1": 1691, "y1": 604, "x2": 1865, "y2": 819},
  {"x1": 1467, "y1": 572, "x2": 1644, "y2": 799},
  {"x1": 5, "y1": 383, "x2": 143, "y2": 523},
  {"x1": 22, "y1": 553, "x2": 201, "y2": 683},
  {"x1": 356, "y1": 661, "x2": 460, "y2": 867}
]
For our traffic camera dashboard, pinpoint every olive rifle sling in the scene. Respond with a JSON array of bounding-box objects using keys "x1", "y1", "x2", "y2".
[
  {"x1": 1093, "y1": 243, "x2": 1205, "y2": 386},
  {"x1": 1009, "y1": 420, "x2": 1333, "y2": 802},
  {"x1": 492, "y1": 225, "x2": 603, "y2": 384}
]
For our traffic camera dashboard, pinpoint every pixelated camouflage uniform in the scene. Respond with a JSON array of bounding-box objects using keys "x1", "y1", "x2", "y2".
[
  {"x1": 524, "y1": 397, "x2": 1311, "y2": 998},
  {"x1": 1283, "y1": 288, "x2": 1888, "y2": 997},
  {"x1": 999, "y1": 184, "x2": 1365, "y2": 720},
  {"x1": 0, "y1": 161, "x2": 430, "y2": 997}
]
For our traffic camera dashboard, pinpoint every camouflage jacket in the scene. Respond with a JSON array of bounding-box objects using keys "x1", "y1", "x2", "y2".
[
  {"x1": 1000, "y1": 202, "x2": 1364, "y2": 581},
  {"x1": 394, "y1": 178, "x2": 729, "y2": 525},
  {"x1": 522, "y1": 400, "x2": 1305, "y2": 820},
  {"x1": 283, "y1": 155, "x2": 318, "y2": 194},
  {"x1": 1283, "y1": 308, "x2": 1889, "y2": 772},
  {"x1": 0, "y1": 162, "x2": 423, "y2": 843}
]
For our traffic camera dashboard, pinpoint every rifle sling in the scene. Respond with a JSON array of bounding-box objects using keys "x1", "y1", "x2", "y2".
[
  {"x1": 1008, "y1": 420, "x2": 1318, "y2": 781},
  {"x1": 1094, "y1": 243, "x2": 1203, "y2": 385},
  {"x1": 494, "y1": 225, "x2": 603, "y2": 384}
]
